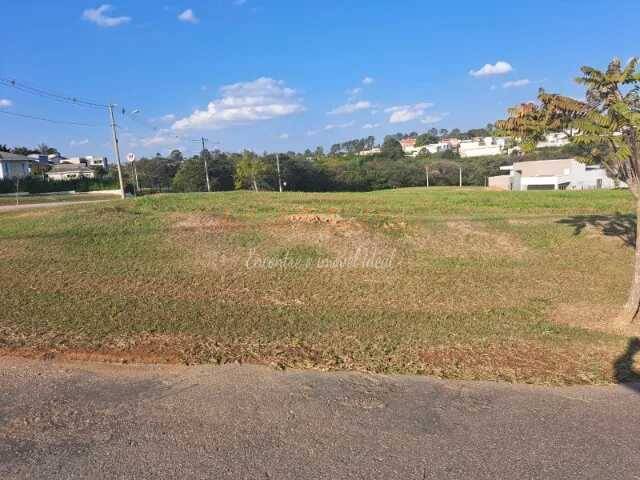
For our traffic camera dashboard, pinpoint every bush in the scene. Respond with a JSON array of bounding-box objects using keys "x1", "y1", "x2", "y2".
[{"x1": 0, "y1": 177, "x2": 118, "y2": 194}]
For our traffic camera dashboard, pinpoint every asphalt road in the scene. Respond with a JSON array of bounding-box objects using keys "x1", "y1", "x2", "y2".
[{"x1": 1, "y1": 356, "x2": 639, "y2": 479}]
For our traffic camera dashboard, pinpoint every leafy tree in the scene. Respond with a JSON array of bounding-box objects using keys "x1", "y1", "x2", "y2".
[
  {"x1": 172, "y1": 152, "x2": 233, "y2": 192},
  {"x1": 234, "y1": 151, "x2": 266, "y2": 191},
  {"x1": 415, "y1": 133, "x2": 439, "y2": 147},
  {"x1": 381, "y1": 137, "x2": 404, "y2": 159},
  {"x1": 497, "y1": 56, "x2": 640, "y2": 321},
  {"x1": 169, "y1": 149, "x2": 184, "y2": 163}
]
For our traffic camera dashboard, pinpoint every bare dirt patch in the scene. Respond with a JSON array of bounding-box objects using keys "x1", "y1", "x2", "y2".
[
  {"x1": 171, "y1": 213, "x2": 244, "y2": 232},
  {"x1": 412, "y1": 220, "x2": 528, "y2": 259},
  {"x1": 287, "y1": 213, "x2": 347, "y2": 225},
  {"x1": 419, "y1": 341, "x2": 613, "y2": 384},
  {"x1": 0, "y1": 333, "x2": 187, "y2": 365}
]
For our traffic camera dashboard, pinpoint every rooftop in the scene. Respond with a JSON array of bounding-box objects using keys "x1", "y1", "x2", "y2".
[{"x1": 0, "y1": 151, "x2": 31, "y2": 162}]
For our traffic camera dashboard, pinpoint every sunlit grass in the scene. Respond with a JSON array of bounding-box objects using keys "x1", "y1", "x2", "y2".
[{"x1": 0, "y1": 187, "x2": 636, "y2": 384}]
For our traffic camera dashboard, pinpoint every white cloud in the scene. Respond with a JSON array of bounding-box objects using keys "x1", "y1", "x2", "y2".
[
  {"x1": 421, "y1": 114, "x2": 445, "y2": 125},
  {"x1": 362, "y1": 77, "x2": 375, "y2": 85},
  {"x1": 469, "y1": 61, "x2": 513, "y2": 77},
  {"x1": 172, "y1": 77, "x2": 304, "y2": 131},
  {"x1": 158, "y1": 113, "x2": 176, "y2": 122},
  {"x1": 324, "y1": 121, "x2": 355, "y2": 131},
  {"x1": 503, "y1": 79, "x2": 531, "y2": 88},
  {"x1": 385, "y1": 102, "x2": 434, "y2": 124},
  {"x1": 362, "y1": 123, "x2": 380, "y2": 129},
  {"x1": 0, "y1": 99, "x2": 12, "y2": 108},
  {"x1": 327, "y1": 100, "x2": 372, "y2": 115},
  {"x1": 178, "y1": 9, "x2": 199, "y2": 23},
  {"x1": 70, "y1": 139, "x2": 90, "y2": 147},
  {"x1": 279, "y1": 133, "x2": 289, "y2": 139},
  {"x1": 82, "y1": 5, "x2": 131, "y2": 28},
  {"x1": 307, "y1": 121, "x2": 355, "y2": 136},
  {"x1": 346, "y1": 87, "x2": 362, "y2": 96}
]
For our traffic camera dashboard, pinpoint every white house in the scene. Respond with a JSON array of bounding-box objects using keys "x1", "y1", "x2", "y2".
[
  {"x1": 47, "y1": 164, "x2": 96, "y2": 181},
  {"x1": 537, "y1": 131, "x2": 573, "y2": 149},
  {"x1": 357, "y1": 147, "x2": 382, "y2": 156},
  {"x1": 400, "y1": 137, "x2": 455, "y2": 157},
  {"x1": 459, "y1": 137, "x2": 508, "y2": 158},
  {"x1": 489, "y1": 158, "x2": 620, "y2": 191},
  {"x1": 62, "y1": 155, "x2": 108, "y2": 169},
  {"x1": 27, "y1": 153, "x2": 65, "y2": 165},
  {"x1": 0, "y1": 152, "x2": 31, "y2": 180}
]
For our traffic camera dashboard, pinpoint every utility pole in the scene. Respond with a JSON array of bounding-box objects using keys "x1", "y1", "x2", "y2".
[
  {"x1": 425, "y1": 165, "x2": 430, "y2": 189},
  {"x1": 459, "y1": 166, "x2": 462, "y2": 188},
  {"x1": 108, "y1": 104, "x2": 126, "y2": 199},
  {"x1": 276, "y1": 153, "x2": 283, "y2": 192},
  {"x1": 127, "y1": 153, "x2": 140, "y2": 194},
  {"x1": 200, "y1": 137, "x2": 211, "y2": 193}
]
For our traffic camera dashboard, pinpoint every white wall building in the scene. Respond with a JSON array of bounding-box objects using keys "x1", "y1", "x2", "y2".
[
  {"x1": 459, "y1": 137, "x2": 508, "y2": 158},
  {"x1": 27, "y1": 153, "x2": 65, "y2": 165},
  {"x1": 0, "y1": 152, "x2": 31, "y2": 180},
  {"x1": 489, "y1": 158, "x2": 621, "y2": 191},
  {"x1": 537, "y1": 131, "x2": 573, "y2": 149},
  {"x1": 62, "y1": 155, "x2": 108, "y2": 169},
  {"x1": 47, "y1": 164, "x2": 96, "y2": 181}
]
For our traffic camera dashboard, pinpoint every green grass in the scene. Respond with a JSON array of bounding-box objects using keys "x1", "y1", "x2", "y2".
[
  {"x1": 0, "y1": 192, "x2": 118, "y2": 206},
  {"x1": 0, "y1": 187, "x2": 637, "y2": 384}
]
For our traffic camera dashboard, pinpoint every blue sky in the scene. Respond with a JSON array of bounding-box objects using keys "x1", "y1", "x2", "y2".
[{"x1": 1, "y1": 0, "x2": 639, "y2": 158}]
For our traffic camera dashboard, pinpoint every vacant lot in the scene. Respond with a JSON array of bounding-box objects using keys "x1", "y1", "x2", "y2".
[
  {"x1": 0, "y1": 188, "x2": 638, "y2": 384},
  {"x1": 0, "y1": 192, "x2": 118, "y2": 206}
]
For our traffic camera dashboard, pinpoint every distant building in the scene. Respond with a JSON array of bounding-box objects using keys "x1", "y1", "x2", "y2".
[
  {"x1": 0, "y1": 151, "x2": 31, "y2": 180},
  {"x1": 399, "y1": 138, "x2": 417, "y2": 150},
  {"x1": 27, "y1": 153, "x2": 65, "y2": 165},
  {"x1": 47, "y1": 164, "x2": 96, "y2": 181},
  {"x1": 357, "y1": 148, "x2": 382, "y2": 156},
  {"x1": 458, "y1": 137, "x2": 508, "y2": 158},
  {"x1": 400, "y1": 137, "x2": 454, "y2": 157},
  {"x1": 537, "y1": 131, "x2": 573, "y2": 149},
  {"x1": 62, "y1": 155, "x2": 108, "y2": 169},
  {"x1": 488, "y1": 158, "x2": 621, "y2": 191}
]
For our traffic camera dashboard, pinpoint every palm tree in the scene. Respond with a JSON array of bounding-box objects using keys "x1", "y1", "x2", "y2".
[{"x1": 497, "y1": 57, "x2": 640, "y2": 322}]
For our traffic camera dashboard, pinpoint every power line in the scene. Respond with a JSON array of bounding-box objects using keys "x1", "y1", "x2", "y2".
[
  {"x1": 0, "y1": 109, "x2": 103, "y2": 127},
  {"x1": 0, "y1": 78, "x2": 108, "y2": 109}
]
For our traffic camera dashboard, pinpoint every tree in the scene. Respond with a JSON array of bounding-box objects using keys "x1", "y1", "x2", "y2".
[
  {"x1": 381, "y1": 137, "x2": 404, "y2": 159},
  {"x1": 172, "y1": 152, "x2": 234, "y2": 192},
  {"x1": 234, "y1": 151, "x2": 266, "y2": 191},
  {"x1": 497, "y1": 57, "x2": 640, "y2": 322},
  {"x1": 415, "y1": 133, "x2": 439, "y2": 147},
  {"x1": 169, "y1": 149, "x2": 184, "y2": 163}
]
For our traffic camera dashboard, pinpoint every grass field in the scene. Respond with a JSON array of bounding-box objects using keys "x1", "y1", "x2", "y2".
[
  {"x1": 1, "y1": 187, "x2": 638, "y2": 384},
  {"x1": 0, "y1": 192, "x2": 118, "y2": 206}
]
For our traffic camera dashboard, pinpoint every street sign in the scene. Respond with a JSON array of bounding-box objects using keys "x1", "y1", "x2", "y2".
[{"x1": 127, "y1": 153, "x2": 136, "y2": 163}]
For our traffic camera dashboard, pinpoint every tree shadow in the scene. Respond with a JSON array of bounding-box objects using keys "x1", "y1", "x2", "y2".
[
  {"x1": 556, "y1": 213, "x2": 636, "y2": 248},
  {"x1": 613, "y1": 337, "x2": 640, "y2": 393}
]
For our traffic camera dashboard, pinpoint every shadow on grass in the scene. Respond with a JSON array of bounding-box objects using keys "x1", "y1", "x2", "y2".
[
  {"x1": 557, "y1": 213, "x2": 636, "y2": 248},
  {"x1": 614, "y1": 337, "x2": 640, "y2": 393}
]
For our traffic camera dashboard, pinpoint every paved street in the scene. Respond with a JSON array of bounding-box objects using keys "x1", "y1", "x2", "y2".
[{"x1": 1, "y1": 356, "x2": 639, "y2": 479}]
